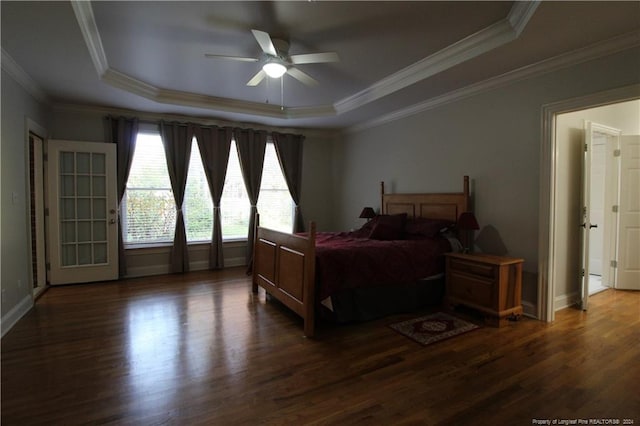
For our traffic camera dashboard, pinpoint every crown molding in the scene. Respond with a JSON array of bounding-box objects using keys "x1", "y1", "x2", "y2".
[
  {"x1": 51, "y1": 102, "x2": 341, "y2": 137},
  {"x1": 334, "y1": 1, "x2": 541, "y2": 115},
  {"x1": 348, "y1": 31, "x2": 640, "y2": 133},
  {"x1": 71, "y1": 0, "x2": 541, "y2": 121},
  {"x1": 103, "y1": 67, "x2": 336, "y2": 119},
  {"x1": 71, "y1": 0, "x2": 108, "y2": 77},
  {"x1": 508, "y1": 0, "x2": 541, "y2": 37},
  {"x1": 71, "y1": 0, "x2": 335, "y2": 120},
  {"x1": 334, "y1": 20, "x2": 514, "y2": 115},
  {"x1": 1, "y1": 48, "x2": 49, "y2": 104},
  {"x1": 102, "y1": 68, "x2": 159, "y2": 99},
  {"x1": 285, "y1": 104, "x2": 337, "y2": 118}
]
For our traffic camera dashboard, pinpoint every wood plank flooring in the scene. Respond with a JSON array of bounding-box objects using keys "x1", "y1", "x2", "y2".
[{"x1": 2, "y1": 268, "x2": 639, "y2": 425}]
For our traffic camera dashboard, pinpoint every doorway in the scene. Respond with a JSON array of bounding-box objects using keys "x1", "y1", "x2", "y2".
[
  {"x1": 580, "y1": 121, "x2": 621, "y2": 309},
  {"x1": 28, "y1": 132, "x2": 47, "y2": 298},
  {"x1": 538, "y1": 85, "x2": 640, "y2": 322}
]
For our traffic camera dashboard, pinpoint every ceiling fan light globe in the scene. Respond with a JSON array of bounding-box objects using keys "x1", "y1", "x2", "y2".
[{"x1": 263, "y1": 62, "x2": 287, "y2": 78}]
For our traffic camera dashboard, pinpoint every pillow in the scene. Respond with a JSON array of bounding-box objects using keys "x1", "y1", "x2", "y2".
[
  {"x1": 368, "y1": 223, "x2": 403, "y2": 240},
  {"x1": 372, "y1": 213, "x2": 407, "y2": 231},
  {"x1": 405, "y1": 218, "x2": 454, "y2": 238},
  {"x1": 350, "y1": 225, "x2": 372, "y2": 238},
  {"x1": 352, "y1": 213, "x2": 408, "y2": 238}
]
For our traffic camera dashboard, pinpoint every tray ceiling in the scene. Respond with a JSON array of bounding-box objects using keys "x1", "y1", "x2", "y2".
[{"x1": 2, "y1": 1, "x2": 639, "y2": 129}]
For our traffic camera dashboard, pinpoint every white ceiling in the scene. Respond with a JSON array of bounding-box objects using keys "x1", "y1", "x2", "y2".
[{"x1": 2, "y1": 1, "x2": 639, "y2": 130}]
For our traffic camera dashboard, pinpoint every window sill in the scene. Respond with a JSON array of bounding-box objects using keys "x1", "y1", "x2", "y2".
[
  {"x1": 125, "y1": 242, "x2": 172, "y2": 250},
  {"x1": 125, "y1": 239, "x2": 248, "y2": 250}
]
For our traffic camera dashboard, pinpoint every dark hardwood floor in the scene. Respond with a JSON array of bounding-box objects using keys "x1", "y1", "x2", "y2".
[{"x1": 2, "y1": 268, "x2": 639, "y2": 425}]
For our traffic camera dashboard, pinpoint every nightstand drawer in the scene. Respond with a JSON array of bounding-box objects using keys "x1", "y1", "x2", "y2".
[
  {"x1": 449, "y1": 271, "x2": 493, "y2": 307},
  {"x1": 449, "y1": 259, "x2": 494, "y2": 278}
]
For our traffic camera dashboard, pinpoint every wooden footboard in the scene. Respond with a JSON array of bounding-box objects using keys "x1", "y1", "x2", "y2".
[
  {"x1": 251, "y1": 175, "x2": 470, "y2": 337},
  {"x1": 252, "y1": 221, "x2": 317, "y2": 337}
]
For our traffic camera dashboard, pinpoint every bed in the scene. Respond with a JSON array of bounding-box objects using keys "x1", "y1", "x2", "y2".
[{"x1": 252, "y1": 176, "x2": 470, "y2": 337}]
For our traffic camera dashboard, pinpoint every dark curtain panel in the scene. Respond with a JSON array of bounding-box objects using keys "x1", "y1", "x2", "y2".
[
  {"x1": 160, "y1": 121, "x2": 194, "y2": 273},
  {"x1": 194, "y1": 125, "x2": 233, "y2": 269},
  {"x1": 235, "y1": 128, "x2": 267, "y2": 266},
  {"x1": 105, "y1": 115, "x2": 139, "y2": 278},
  {"x1": 272, "y1": 132, "x2": 305, "y2": 232}
]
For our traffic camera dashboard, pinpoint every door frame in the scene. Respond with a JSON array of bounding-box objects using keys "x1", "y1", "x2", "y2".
[
  {"x1": 538, "y1": 83, "x2": 640, "y2": 322},
  {"x1": 25, "y1": 118, "x2": 48, "y2": 299}
]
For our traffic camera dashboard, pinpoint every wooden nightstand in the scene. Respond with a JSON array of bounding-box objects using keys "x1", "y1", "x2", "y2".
[{"x1": 444, "y1": 252, "x2": 524, "y2": 327}]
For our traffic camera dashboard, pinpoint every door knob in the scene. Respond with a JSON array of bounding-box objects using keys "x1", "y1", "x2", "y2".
[
  {"x1": 580, "y1": 223, "x2": 598, "y2": 229},
  {"x1": 109, "y1": 219, "x2": 116, "y2": 224}
]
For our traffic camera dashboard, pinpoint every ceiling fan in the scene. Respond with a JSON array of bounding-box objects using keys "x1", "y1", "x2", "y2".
[{"x1": 205, "y1": 29, "x2": 339, "y2": 87}]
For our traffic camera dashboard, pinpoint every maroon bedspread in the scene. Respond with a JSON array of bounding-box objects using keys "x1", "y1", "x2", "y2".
[{"x1": 314, "y1": 232, "x2": 451, "y2": 300}]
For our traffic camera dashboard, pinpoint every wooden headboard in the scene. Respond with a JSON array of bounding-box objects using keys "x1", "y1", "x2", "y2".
[{"x1": 380, "y1": 175, "x2": 470, "y2": 223}]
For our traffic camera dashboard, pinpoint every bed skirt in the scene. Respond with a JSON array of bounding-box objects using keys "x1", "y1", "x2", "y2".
[{"x1": 319, "y1": 276, "x2": 446, "y2": 323}]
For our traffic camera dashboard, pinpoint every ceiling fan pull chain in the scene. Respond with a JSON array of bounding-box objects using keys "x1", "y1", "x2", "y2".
[
  {"x1": 280, "y1": 77, "x2": 284, "y2": 111},
  {"x1": 265, "y1": 76, "x2": 270, "y2": 104}
]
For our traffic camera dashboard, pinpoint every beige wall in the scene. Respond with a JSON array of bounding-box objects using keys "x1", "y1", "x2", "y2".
[
  {"x1": 1, "y1": 69, "x2": 50, "y2": 335},
  {"x1": 48, "y1": 107, "x2": 338, "y2": 277},
  {"x1": 333, "y1": 47, "x2": 640, "y2": 313},
  {"x1": 2, "y1": 45, "x2": 639, "y2": 332},
  {"x1": 554, "y1": 100, "x2": 640, "y2": 308}
]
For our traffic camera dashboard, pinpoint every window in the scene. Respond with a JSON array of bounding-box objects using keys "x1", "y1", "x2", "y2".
[
  {"x1": 122, "y1": 132, "x2": 176, "y2": 244},
  {"x1": 257, "y1": 142, "x2": 293, "y2": 233},
  {"x1": 220, "y1": 140, "x2": 251, "y2": 239},
  {"x1": 220, "y1": 140, "x2": 294, "y2": 238},
  {"x1": 122, "y1": 130, "x2": 294, "y2": 245},
  {"x1": 183, "y1": 137, "x2": 213, "y2": 242}
]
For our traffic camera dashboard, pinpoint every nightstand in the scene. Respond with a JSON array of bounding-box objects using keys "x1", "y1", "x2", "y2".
[{"x1": 444, "y1": 252, "x2": 524, "y2": 327}]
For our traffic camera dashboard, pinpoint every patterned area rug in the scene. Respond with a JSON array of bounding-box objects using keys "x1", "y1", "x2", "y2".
[{"x1": 389, "y1": 312, "x2": 479, "y2": 346}]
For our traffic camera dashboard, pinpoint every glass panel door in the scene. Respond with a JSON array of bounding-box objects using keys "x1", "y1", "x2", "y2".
[
  {"x1": 48, "y1": 140, "x2": 118, "y2": 285},
  {"x1": 59, "y1": 151, "x2": 109, "y2": 267}
]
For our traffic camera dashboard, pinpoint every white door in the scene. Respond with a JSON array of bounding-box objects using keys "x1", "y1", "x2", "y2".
[
  {"x1": 47, "y1": 140, "x2": 118, "y2": 285},
  {"x1": 580, "y1": 122, "x2": 621, "y2": 310},
  {"x1": 616, "y1": 135, "x2": 640, "y2": 290},
  {"x1": 588, "y1": 136, "x2": 606, "y2": 276}
]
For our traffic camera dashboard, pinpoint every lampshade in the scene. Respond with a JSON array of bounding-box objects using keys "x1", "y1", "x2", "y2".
[
  {"x1": 457, "y1": 211, "x2": 479, "y2": 230},
  {"x1": 359, "y1": 207, "x2": 376, "y2": 219},
  {"x1": 263, "y1": 61, "x2": 287, "y2": 78}
]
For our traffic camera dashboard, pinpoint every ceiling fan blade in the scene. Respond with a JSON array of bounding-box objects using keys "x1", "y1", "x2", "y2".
[
  {"x1": 204, "y1": 54, "x2": 259, "y2": 62},
  {"x1": 247, "y1": 70, "x2": 266, "y2": 86},
  {"x1": 289, "y1": 52, "x2": 339, "y2": 65},
  {"x1": 286, "y1": 67, "x2": 318, "y2": 86},
  {"x1": 251, "y1": 29, "x2": 277, "y2": 56}
]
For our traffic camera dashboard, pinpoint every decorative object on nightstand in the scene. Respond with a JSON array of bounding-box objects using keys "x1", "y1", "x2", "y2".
[
  {"x1": 457, "y1": 211, "x2": 479, "y2": 253},
  {"x1": 444, "y1": 252, "x2": 524, "y2": 327},
  {"x1": 359, "y1": 207, "x2": 376, "y2": 222}
]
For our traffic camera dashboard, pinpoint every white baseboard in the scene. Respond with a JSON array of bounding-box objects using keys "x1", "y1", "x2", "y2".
[
  {"x1": 555, "y1": 291, "x2": 580, "y2": 311},
  {"x1": 1, "y1": 294, "x2": 33, "y2": 337}
]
